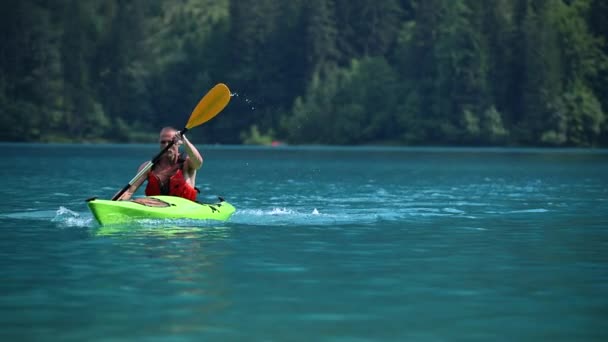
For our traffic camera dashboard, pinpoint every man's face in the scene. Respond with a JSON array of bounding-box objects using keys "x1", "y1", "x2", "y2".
[{"x1": 159, "y1": 130, "x2": 180, "y2": 158}]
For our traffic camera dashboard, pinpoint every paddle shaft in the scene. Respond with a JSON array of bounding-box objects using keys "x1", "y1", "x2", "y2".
[{"x1": 111, "y1": 128, "x2": 188, "y2": 201}]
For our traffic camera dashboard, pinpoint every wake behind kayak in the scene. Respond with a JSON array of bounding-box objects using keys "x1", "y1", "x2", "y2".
[{"x1": 87, "y1": 195, "x2": 235, "y2": 225}]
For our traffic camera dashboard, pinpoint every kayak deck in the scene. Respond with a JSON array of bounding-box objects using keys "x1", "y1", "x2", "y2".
[{"x1": 87, "y1": 195, "x2": 235, "y2": 225}]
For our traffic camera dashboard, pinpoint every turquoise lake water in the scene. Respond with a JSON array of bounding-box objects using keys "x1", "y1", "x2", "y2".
[{"x1": 1, "y1": 143, "x2": 607, "y2": 341}]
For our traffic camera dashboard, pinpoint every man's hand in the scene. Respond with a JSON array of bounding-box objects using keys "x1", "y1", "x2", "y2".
[{"x1": 172, "y1": 132, "x2": 184, "y2": 146}]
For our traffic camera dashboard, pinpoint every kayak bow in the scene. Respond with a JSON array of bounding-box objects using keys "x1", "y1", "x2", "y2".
[{"x1": 87, "y1": 196, "x2": 235, "y2": 225}]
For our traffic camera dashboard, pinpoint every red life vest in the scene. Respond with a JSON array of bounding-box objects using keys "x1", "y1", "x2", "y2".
[{"x1": 145, "y1": 158, "x2": 198, "y2": 201}]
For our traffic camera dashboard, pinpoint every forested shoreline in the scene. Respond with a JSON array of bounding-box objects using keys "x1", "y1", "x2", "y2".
[{"x1": 1, "y1": 0, "x2": 607, "y2": 146}]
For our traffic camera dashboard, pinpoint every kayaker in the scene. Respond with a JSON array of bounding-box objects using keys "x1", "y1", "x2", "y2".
[{"x1": 115, "y1": 127, "x2": 203, "y2": 201}]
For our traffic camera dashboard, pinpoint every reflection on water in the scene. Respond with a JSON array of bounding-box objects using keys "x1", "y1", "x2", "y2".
[
  {"x1": 83, "y1": 223, "x2": 235, "y2": 338},
  {"x1": 93, "y1": 223, "x2": 233, "y2": 239},
  {"x1": 0, "y1": 145, "x2": 607, "y2": 341}
]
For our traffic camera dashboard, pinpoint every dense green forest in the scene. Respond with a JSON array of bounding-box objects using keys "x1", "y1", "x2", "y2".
[{"x1": 1, "y1": 0, "x2": 607, "y2": 146}]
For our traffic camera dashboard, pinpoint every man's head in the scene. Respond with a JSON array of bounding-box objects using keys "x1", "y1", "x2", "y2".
[{"x1": 159, "y1": 127, "x2": 181, "y2": 159}]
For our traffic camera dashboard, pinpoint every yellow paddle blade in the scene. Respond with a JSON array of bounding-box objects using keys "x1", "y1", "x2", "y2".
[{"x1": 185, "y1": 83, "x2": 231, "y2": 130}]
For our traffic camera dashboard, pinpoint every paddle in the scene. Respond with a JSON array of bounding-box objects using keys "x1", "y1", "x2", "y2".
[{"x1": 110, "y1": 83, "x2": 231, "y2": 201}]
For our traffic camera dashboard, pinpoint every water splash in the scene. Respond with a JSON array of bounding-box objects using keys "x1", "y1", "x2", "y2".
[
  {"x1": 269, "y1": 207, "x2": 293, "y2": 215},
  {"x1": 52, "y1": 206, "x2": 93, "y2": 227},
  {"x1": 230, "y1": 92, "x2": 256, "y2": 111},
  {"x1": 232, "y1": 207, "x2": 337, "y2": 226},
  {"x1": 55, "y1": 206, "x2": 79, "y2": 217}
]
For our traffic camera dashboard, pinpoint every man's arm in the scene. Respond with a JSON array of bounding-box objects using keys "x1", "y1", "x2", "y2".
[
  {"x1": 180, "y1": 134, "x2": 203, "y2": 170},
  {"x1": 114, "y1": 161, "x2": 149, "y2": 201}
]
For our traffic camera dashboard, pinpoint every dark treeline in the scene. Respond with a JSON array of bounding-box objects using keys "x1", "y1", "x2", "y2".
[{"x1": 1, "y1": 0, "x2": 607, "y2": 146}]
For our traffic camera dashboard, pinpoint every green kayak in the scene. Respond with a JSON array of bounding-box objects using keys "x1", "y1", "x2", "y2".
[{"x1": 87, "y1": 195, "x2": 235, "y2": 225}]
